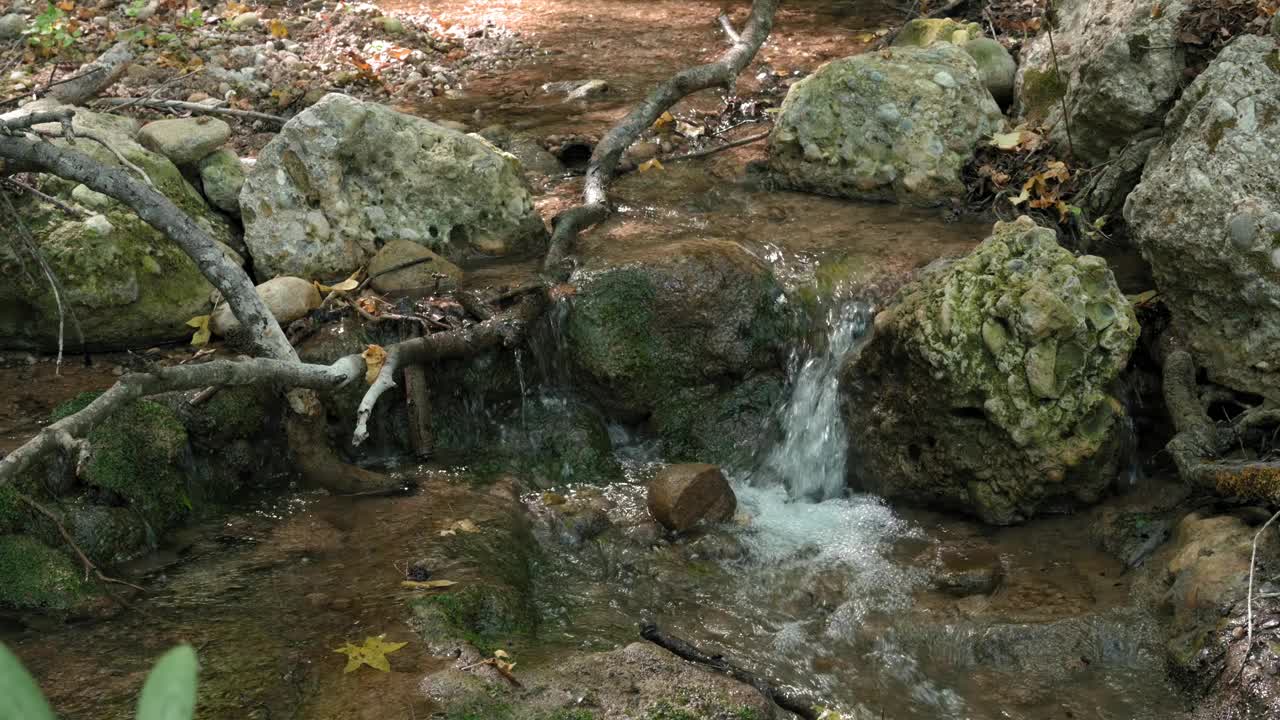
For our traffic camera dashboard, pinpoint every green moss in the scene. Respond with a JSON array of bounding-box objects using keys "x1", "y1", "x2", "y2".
[
  {"x1": 0, "y1": 535, "x2": 87, "y2": 610},
  {"x1": 648, "y1": 700, "x2": 699, "y2": 720},
  {"x1": 652, "y1": 375, "x2": 784, "y2": 465},
  {"x1": 0, "y1": 483, "x2": 23, "y2": 534},
  {"x1": 567, "y1": 269, "x2": 663, "y2": 404},
  {"x1": 191, "y1": 385, "x2": 272, "y2": 446},
  {"x1": 416, "y1": 585, "x2": 533, "y2": 654},
  {"x1": 1021, "y1": 68, "x2": 1069, "y2": 122},
  {"x1": 52, "y1": 392, "x2": 190, "y2": 530},
  {"x1": 1267, "y1": 50, "x2": 1280, "y2": 75},
  {"x1": 893, "y1": 18, "x2": 984, "y2": 47},
  {"x1": 1206, "y1": 117, "x2": 1237, "y2": 153},
  {"x1": 443, "y1": 696, "x2": 516, "y2": 720}
]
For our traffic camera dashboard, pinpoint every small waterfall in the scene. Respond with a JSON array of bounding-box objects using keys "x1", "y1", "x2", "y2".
[{"x1": 755, "y1": 302, "x2": 874, "y2": 502}]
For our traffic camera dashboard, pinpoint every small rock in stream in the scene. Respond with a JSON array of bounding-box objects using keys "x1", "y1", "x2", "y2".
[{"x1": 647, "y1": 463, "x2": 736, "y2": 533}]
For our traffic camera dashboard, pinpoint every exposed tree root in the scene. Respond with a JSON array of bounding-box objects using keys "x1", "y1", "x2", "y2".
[
  {"x1": 1162, "y1": 348, "x2": 1280, "y2": 502},
  {"x1": 640, "y1": 622, "x2": 823, "y2": 720},
  {"x1": 541, "y1": 0, "x2": 779, "y2": 278}
]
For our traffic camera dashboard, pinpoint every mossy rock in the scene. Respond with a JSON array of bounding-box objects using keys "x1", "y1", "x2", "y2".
[
  {"x1": 501, "y1": 395, "x2": 621, "y2": 486},
  {"x1": 0, "y1": 483, "x2": 24, "y2": 535},
  {"x1": 565, "y1": 240, "x2": 792, "y2": 418},
  {"x1": 844, "y1": 217, "x2": 1139, "y2": 524},
  {"x1": 52, "y1": 392, "x2": 190, "y2": 531},
  {"x1": 0, "y1": 103, "x2": 233, "y2": 351},
  {"x1": 0, "y1": 535, "x2": 88, "y2": 610},
  {"x1": 650, "y1": 374, "x2": 785, "y2": 466},
  {"x1": 893, "y1": 18, "x2": 985, "y2": 47}
]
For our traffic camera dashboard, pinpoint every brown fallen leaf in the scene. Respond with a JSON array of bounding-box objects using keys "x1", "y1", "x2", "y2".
[
  {"x1": 401, "y1": 579, "x2": 459, "y2": 590},
  {"x1": 363, "y1": 344, "x2": 388, "y2": 384}
]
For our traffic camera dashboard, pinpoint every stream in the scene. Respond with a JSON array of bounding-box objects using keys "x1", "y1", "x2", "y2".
[{"x1": 0, "y1": 0, "x2": 1192, "y2": 717}]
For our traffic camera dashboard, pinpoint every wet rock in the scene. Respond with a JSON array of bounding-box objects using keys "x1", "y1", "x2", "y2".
[
  {"x1": 0, "y1": 103, "x2": 230, "y2": 351},
  {"x1": 1014, "y1": 0, "x2": 1189, "y2": 164},
  {"x1": 1090, "y1": 507, "x2": 1175, "y2": 569},
  {"x1": 0, "y1": 535, "x2": 88, "y2": 611},
  {"x1": 893, "y1": 18, "x2": 984, "y2": 47},
  {"x1": 963, "y1": 38, "x2": 1017, "y2": 106},
  {"x1": 647, "y1": 463, "x2": 737, "y2": 532},
  {"x1": 565, "y1": 239, "x2": 791, "y2": 417},
  {"x1": 930, "y1": 544, "x2": 1005, "y2": 597},
  {"x1": 768, "y1": 44, "x2": 1003, "y2": 206},
  {"x1": 367, "y1": 239, "x2": 463, "y2": 294},
  {"x1": 477, "y1": 125, "x2": 563, "y2": 178},
  {"x1": 501, "y1": 395, "x2": 621, "y2": 486},
  {"x1": 240, "y1": 93, "x2": 546, "y2": 280},
  {"x1": 197, "y1": 148, "x2": 246, "y2": 215},
  {"x1": 1125, "y1": 35, "x2": 1280, "y2": 403},
  {"x1": 59, "y1": 502, "x2": 147, "y2": 566},
  {"x1": 649, "y1": 372, "x2": 785, "y2": 466},
  {"x1": 138, "y1": 116, "x2": 231, "y2": 166},
  {"x1": 541, "y1": 78, "x2": 609, "y2": 101},
  {"x1": 1163, "y1": 513, "x2": 1256, "y2": 631},
  {"x1": 210, "y1": 276, "x2": 321, "y2": 335},
  {"x1": 845, "y1": 217, "x2": 1139, "y2": 524}
]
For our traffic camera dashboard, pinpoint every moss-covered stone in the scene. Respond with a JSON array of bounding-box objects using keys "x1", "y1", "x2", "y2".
[
  {"x1": 893, "y1": 18, "x2": 985, "y2": 47},
  {"x1": 0, "y1": 483, "x2": 23, "y2": 535},
  {"x1": 566, "y1": 240, "x2": 791, "y2": 418},
  {"x1": 844, "y1": 217, "x2": 1139, "y2": 524},
  {"x1": 504, "y1": 396, "x2": 621, "y2": 486},
  {"x1": 1019, "y1": 67, "x2": 1068, "y2": 122},
  {"x1": 651, "y1": 374, "x2": 785, "y2": 466},
  {"x1": 52, "y1": 392, "x2": 190, "y2": 530},
  {"x1": 0, "y1": 535, "x2": 87, "y2": 610},
  {"x1": 0, "y1": 104, "x2": 233, "y2": 351}
]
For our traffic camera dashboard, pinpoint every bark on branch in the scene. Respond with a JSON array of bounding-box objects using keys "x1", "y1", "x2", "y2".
[
  {"x1": 541, "y1": 0, "x2": 779, "y2": 277},
  {"x1": 640, "y1": 622, "x2": 822, "y2": 720},
  {"x1": 48, "y1": 41, "x2": 135, "y2": 106},
  {"x1": 0, "y1": 122, "x2": 295, "y2": 362}
]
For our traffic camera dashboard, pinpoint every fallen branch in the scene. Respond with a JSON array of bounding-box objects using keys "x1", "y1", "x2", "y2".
[
  {"x1": 48, "y1": 41, "x2": 135, "y2": 106},
  {"x1": 541, "y1": 0, "x2": 779, "y2": 277},
  {"x1": 718, "y1": 12, "x2": 743, "y2": 43},
  {"x1": 0, "y1": 356, "x2": 363, "y2": 486},
  {"x1": 17, "y1": 491, "x2": 145, "y2": 592},
  {"x1": 353, "y1": 294, "x2": 546, "y2": 445},
  {"x1": 640, "y1": 622, "x2": 822, "y2": 720},
  {"x1": 94, "y1": 97, "x2": 288, "y2": 125}
]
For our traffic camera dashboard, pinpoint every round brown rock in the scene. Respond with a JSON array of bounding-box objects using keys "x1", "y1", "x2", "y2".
[{"x1": 647, "y1": 463, "x2": 736, "y2": 532}]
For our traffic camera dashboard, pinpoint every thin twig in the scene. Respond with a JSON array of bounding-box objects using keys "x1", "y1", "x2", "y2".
[
  {"x1": 1236, "y1": 508, "x2": 1280, "y2": 683},
  {"x1": 17, "y1": 491, "x2": 147, "y2": 593},
  {"x1": 109, "y1": 67, "x2": 205, "y2": 113},
  {"x1": 1, "y1": 175, "x2": 88, "y2": 218},
  {"x1": 0, "y1": 65, "x2": 108, "y2": 108},
  {"x1": 95, "y1": 97, "x2": 287, "y2": 125},
  {"x1": 1046, "y1": 18, "x2": 1076, "y2": 158},
  {"x1": 657, "y1": 129, "x2": 770, "y2": 164}
]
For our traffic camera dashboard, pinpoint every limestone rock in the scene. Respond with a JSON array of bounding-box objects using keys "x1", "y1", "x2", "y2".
[
  {"x1": 963, "y1": 37, "x2": 1017, "y2": 106},
  {"x1": 229, "y1": 11, "x2": 259, "y2": 31},
  {"x1": 0, "y1": 102, "x2": 232, "y2": 350},
  {"x1": 367, "y1": 239, "x2": 463, "y2": 293},
  {"x1": 240, "y1": 93, "x2": 546, "y2": 280},
  {"x1": 647, "y1": 463, "x2": 737, "y2": 532},
  {"x1": 768, "y1": 44, "x2": 1004, "y2": 206},
  {"x1": 198, "y1": 148, "x2": 246, "y2": 215},
  {"x1": 893, "y1": 18, "x2": 984, "y2": 47},
  {"x1": 210, "y1": 276, "x2": 321, "y2": 335},
  {"x1": 1014, "y1": 0, "x2": 1189, "y2": 164},
  {"x1": 138, "y1": 116, "x2": 231, "y2": 166},
  {"x1": 1124, "y1": 35, "x2": 1280, "y2": 401},
  {"x1": 564, "y1": 239, "x2": 791, "y2": 417},
  {"x1": 844, "y1": 217, "x2": 1139, "y2": 524}
]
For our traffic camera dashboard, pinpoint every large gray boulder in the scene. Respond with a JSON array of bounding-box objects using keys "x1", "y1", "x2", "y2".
[
  {"x1": 1125, "y1": 35, "x2": 1280, "y2": 402},
  {"x1": 844, "y1": 217, "x2": 1139, "y2": 524},
  {"x1": 768, "y1": 44, "x2": 1004, "y2": 206},
  {"x1": 1014, "y1": 0, "x2": 1189, "y2": 164},
  {"x1": 240, "y1": 93, "x2": 546, "y2": 281},
  {"x1": 138, "y1": 117, "x2": 230, "y2": 167},
  {"x1": 0, "y1": 103, "x2": 232, "y2": 350}
]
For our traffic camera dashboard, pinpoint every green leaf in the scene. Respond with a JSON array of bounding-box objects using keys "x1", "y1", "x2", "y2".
[
  {"x1": 0, "y1": 642, "x2": 56, "y2": 720},
  {"x1": 136, "y1": 645, "x2": 198, "y2": 720}
]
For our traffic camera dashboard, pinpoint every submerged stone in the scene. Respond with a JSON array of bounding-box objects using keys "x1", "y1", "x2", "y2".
[{"x1": 844, "y1": 217, "x2": 1139, "y2": 524}]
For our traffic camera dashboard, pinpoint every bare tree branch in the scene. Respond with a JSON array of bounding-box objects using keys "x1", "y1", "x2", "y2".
[
  {"x1": 541, "y1": 0, "x2": 779, "y2": 277},
  {"x1": 0, "y1": 122, "x2": 295, "y2": 362},
  {"x1": 95, "y1": 97, "x2": 288, "y2": 125},
  {"x1": 48, "y1": 41, "x2": 134, "y2": 106}
]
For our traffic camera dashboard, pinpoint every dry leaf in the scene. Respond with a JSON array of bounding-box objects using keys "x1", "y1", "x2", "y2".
[
  {"x1": 363, "y1": 344, "x2": 387, "y2": 384},
  {"x1": 269, "y1": 19, "x2": 289, "y2": 38},
  {"x1": 401, "y1": 579, "x2": 459, "y2": 590},
  {"x1": 638, "y1": 158, "x2": 665, "y2": 173},
  {"x1": 652, "y1": 111, "x2": 675, "y2": 130},
  {"x1": 1151, "y1": 1, "x2": 1163, "y2": 18},
  {"x1": 675, "y1": 120, "x2": 705, "y2": 139},
  {"x1": 186, "y1": 315, "x2": 211, "y2": 347},
  {"x1": 333, "y1": 635, "x2": 406, "y2": 673},
  {"x1": 316, "y1": 273, "x2": 360, "y2": 293}
]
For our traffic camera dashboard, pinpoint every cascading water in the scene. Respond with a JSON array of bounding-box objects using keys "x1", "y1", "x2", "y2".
[{"x1": 752, "y1": 301, "x2": 874, "y2": 502}]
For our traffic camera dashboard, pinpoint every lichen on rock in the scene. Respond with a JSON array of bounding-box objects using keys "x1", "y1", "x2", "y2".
[
  {"x1": 768, "y1": 44, "x2": 1004, "y2": 206},
  {"x1": 844, "y1": 216, "x2": 1139, "y2": 524}
]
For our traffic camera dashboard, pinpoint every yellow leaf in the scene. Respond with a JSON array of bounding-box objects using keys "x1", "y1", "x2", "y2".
[
  {"x1": 269, "y1": 19, "x2": 289, "y2": 38},
  {"x1": 333, "y1": 635, "x2": 406, "y2": 673},
  {"x1": 638, "y1": 158, "x2": 664, "y2": 173},
  {"x1": 675, "y1": 120, "x2": 705, "y2": 139},
  {"x1": 362, "y1": 344, "x2": 387, "y2": 384},
  {"x1": 186, "y1": 315, "x2": 211, "y2": 347},
  {"x1": 1009, "y1": 178, "x2": 1033, "y2": 206},
  {"x1": 652, "y1": 111, "x2": 674, "y2": 130},
  {"x1": 401, "y1": 580, "x2": 458, "y2": 590},
  {"x1": 493, "y1": 649, "x2": 510, "y2": 659},
  {"x1": 1150, "y1": 1, "x2": 1163, "y2": 18},
  {"x1": 1128, "y1": 290, "x2": 1159, "y2": 307},
  {"x1": 989, "y1": 131, "x2": 1024, "y2": 150},
  {"x1": 316, "y1": 272, "x2": 360, "y2": 293}
]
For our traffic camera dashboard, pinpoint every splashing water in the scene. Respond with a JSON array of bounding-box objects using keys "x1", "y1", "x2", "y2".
[{"x1": 753, "y1": 302, "x2": 874, "y2": 502}]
